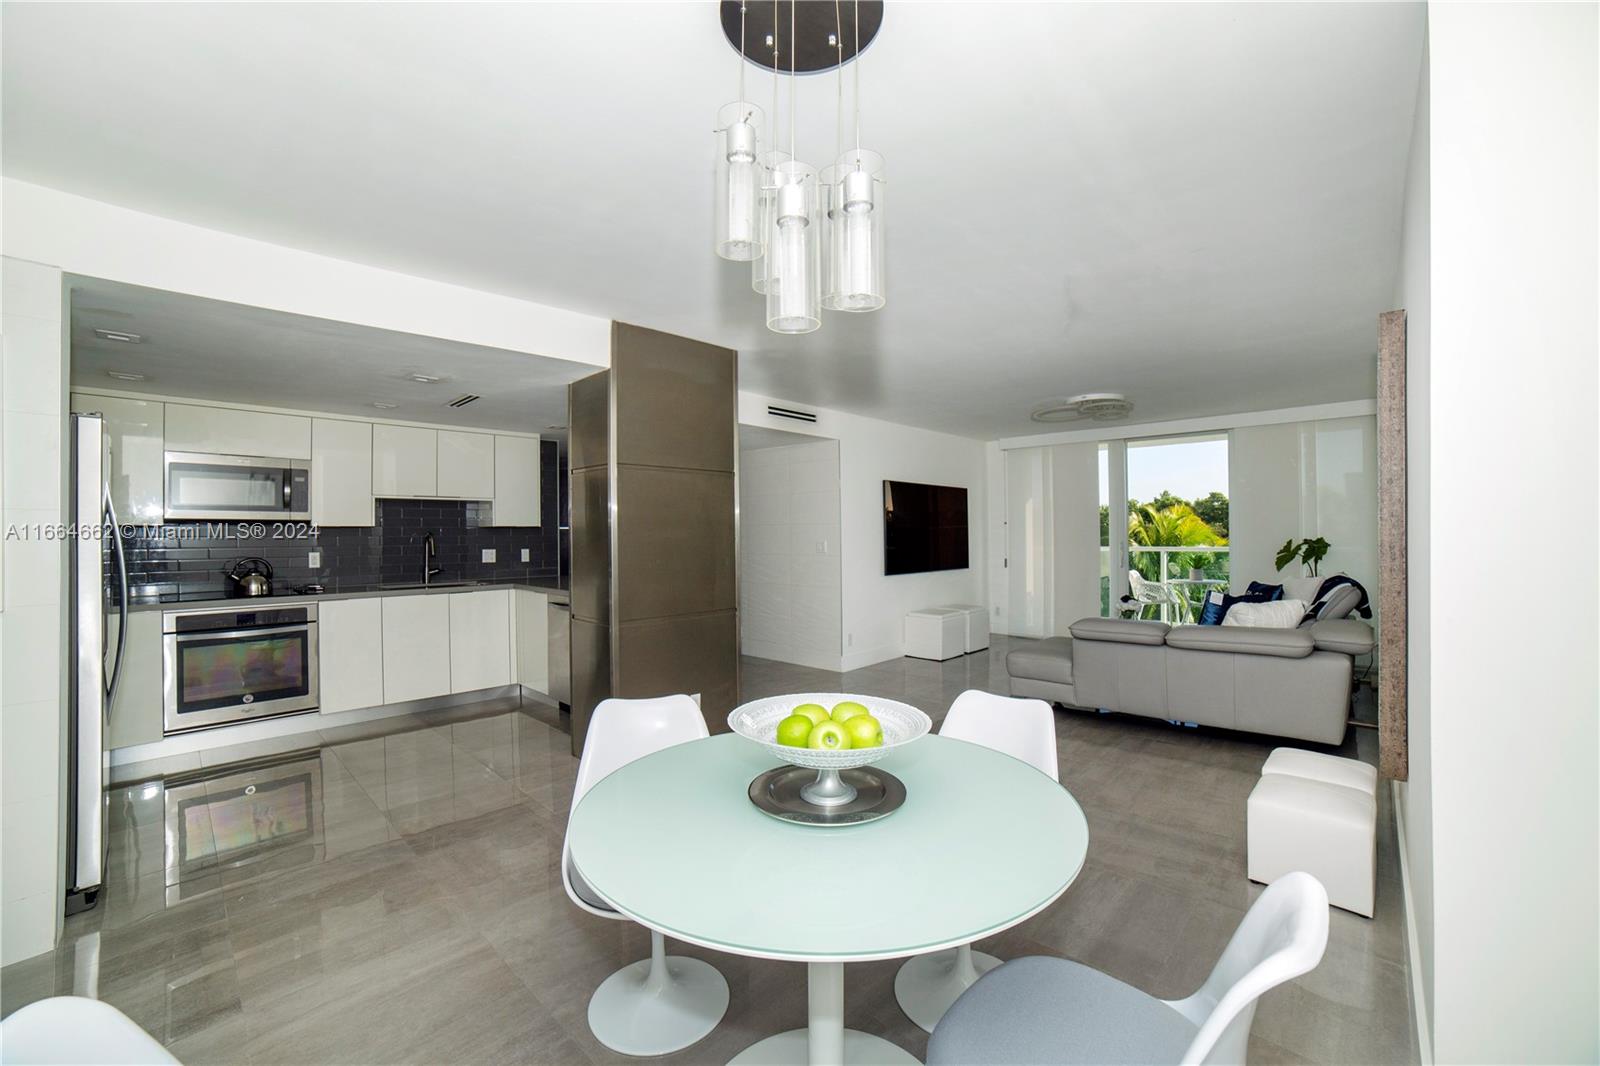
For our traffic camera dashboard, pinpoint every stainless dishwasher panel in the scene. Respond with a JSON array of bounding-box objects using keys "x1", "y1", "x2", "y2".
[{"x1": 547, "y1": 602, "x2": 571, "y2": 707}]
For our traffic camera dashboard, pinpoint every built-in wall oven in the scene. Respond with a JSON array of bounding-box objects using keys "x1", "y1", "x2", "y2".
[
  {"x1": 163, "y1": 604, "x2": 319, "y2": 734},
  {"x1": 164, "y1": 451, "x2": 311, "y2": 522}
]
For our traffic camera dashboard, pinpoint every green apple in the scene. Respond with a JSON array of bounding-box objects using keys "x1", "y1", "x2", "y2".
[
  {"x1": 831, "y1": 700, "x2": 870, "y2": 723},
  {"x1": 793, "y1": 703, "x2": 831, "y2": 727},
  {"x1": 843, "y1": 715, "x2": 883, "y2": 749},
  {"x1": 776, "y1": 714, "x2": 814, "y2": 747},
  {"x1": 807, "y1": 720, "x2": 850, "y2": 750}
]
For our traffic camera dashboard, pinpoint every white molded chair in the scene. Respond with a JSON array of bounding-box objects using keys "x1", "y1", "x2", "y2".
[
  {"x1": 562, "y1": 695, "x2": 730, "y2": 1056},
  {"x1": 894, "y1": 689, "x2": 1060, "y2": 1032},
  {"x1": 0, "y1": 996, "x2": 178, "y2": 1064},
  {"x1": 1128, "y1": 569, "x2": 1182, "y2": 622},
  {"x1": 926, "y1": 871, "x2": 1331, "y2": 1065}
]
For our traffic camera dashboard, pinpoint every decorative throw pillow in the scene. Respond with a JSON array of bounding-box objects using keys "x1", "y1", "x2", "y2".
[
  {"x1": 1199, "y1": 591, "x2": 1272, "y2": 625},
  {"x1": 1222, "y1": 599, "x2": 1310, "y2": 628},
  {"x1": 1246, "y1": 581, "x2": 1285, "y2": 601}
]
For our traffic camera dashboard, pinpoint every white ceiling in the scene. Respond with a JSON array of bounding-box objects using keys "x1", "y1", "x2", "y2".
[
  {"x1": 3, "y1": 2, "x2": 1424, "y2": 440},
  {"x1": 68, "y1": 278, "x2": 587, "y2": 433}
]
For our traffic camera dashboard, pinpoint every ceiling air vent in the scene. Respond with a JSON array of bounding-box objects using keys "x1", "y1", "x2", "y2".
[
  {"x1": 446, "y1": 394, "x2": 481, "y2": 408},
  {"x1": 767, "y1": 404, "x2": 818, "y2": 424},
  {"x1": 1030, "y1": 393, "x2": 1134, "y2": 423}
]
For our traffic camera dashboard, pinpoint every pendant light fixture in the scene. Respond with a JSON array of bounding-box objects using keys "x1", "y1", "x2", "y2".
[
  {"x1": 713, "y1": 4, "x2": 764, "y2": 260},
  {"x1": 824, "y1": 0, "x2": 885, "y2": 311},
  {"x1": 765, "y1": 0, "x2": 820, "y2": 334},
  {"x1": 714, "y1": 0, "x2": 885, "y2": 334}
]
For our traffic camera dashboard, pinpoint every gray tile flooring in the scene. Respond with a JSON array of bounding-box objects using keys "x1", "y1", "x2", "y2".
[{"x1": 1, "y1": 637, "x2": 1416, "y2": 1064}]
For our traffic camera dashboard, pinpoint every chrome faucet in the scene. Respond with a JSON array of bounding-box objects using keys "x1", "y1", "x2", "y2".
[{"x1": 422, "y1": 531, "x2": 442, "y2": 587}]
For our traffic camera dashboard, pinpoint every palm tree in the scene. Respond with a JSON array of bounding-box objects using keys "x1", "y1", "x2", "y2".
[{"x1": 1127, "y1": 504, "x2": 1228, "y2": 620}]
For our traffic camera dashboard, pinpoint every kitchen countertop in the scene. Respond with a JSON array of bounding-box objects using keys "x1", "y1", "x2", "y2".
[{"x1": 127, "y1": 579, "x2": 570, "y2": 612}]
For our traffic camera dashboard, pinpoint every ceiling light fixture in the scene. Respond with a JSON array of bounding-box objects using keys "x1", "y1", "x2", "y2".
[
  {"x1": 1030, "y1": 393, "x2": 1136, "y2": 423},
  {"x1": 715, "y1": 1, "x2": 885, "y2": 334},
  {"x1": 406, "y1": 373, "x2": 442, "y2": 384},
  {"x1": 106, "y1": 370, "x2": 146, "y2": 382},
  {"x1": 93, "y1": 328, "x2": 143, "y2": 343},
  {"x1": 372, "y1": 401, "x2": 399, "y2": 409}
]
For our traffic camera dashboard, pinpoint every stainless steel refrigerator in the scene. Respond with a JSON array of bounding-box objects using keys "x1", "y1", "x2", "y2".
[{"x1": 66, "y1": 412, "x2": 129, "y2": 914}]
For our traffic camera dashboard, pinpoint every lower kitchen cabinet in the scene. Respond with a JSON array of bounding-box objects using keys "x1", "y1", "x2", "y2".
[
  {"x1": 513, "y1": 590, "x2": 549, "y2": 694},
  {"x1": 449, "y1": 589, "x2": 512, "y2": 693},
  {"x1": 318, "y1": 598, "x2": 384, "y2": 713},
  {"x1": 107, "y1": 611, "x2": 164, "y2": 750},
  {"x1": 380, "y1": 594, "x2": 453, "y2": 703}
]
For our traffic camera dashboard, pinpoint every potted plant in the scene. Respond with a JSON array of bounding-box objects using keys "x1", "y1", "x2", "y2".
[
  {"x1": 1188, "y1": 565, "x2": 1206, "y2": 581},
  {"x1": 1275, "y1": 536, "x2": 1331, "y2": 576}
]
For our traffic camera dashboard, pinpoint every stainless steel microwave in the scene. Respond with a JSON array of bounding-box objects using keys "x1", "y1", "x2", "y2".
[{"x1": 164, "y1": 451, "x2": 311, "y2": 522}]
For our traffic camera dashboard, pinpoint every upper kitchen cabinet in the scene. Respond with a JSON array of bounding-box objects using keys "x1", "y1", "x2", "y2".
[
  {"x1": 311, "y1": 418, "x2": 374, "y2": 526},
  {"x1": 437, "y1": 430, "x2": 494, "y2": 499},
  {"x1": 69, "y1": 394, "x2": 165, "y2": 523},
  {"x1": 486, "y1": 435, "x2": 541, "y2": 526},
  {"x1": 164, "y1": 403, "x2": 311, "y2": 459},
  {"x1": 372, "y1": 423, "x2": 437, "y2": 497}
]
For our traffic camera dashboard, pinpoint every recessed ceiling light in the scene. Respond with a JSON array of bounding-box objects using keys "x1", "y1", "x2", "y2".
[
  {"x1": 372, "y1": 401, "x2": 398, "y2": 410},
  {"x1": 1030, "y1": 393, "x2": 1134, "y2": 423},
  {"x1": 406, "y1": 373, "x2": 442, "y2": 384},
  {"x1": 106, "y1": 370, "x2": 146, "y2": 382},
  {"x1": 93, "y1": 328, "x2": 144, "y2": 344}
]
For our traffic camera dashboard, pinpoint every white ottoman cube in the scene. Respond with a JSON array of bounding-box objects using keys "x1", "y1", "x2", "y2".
[
  {"x1": 946, "y1": 604, "x2": 990, "y2": 653},
  {"x1": 1248, "y1": 773, "x2": 1377, "y2": 917},
  {"x1": 905, "y1": 608, "x2": 966, "y2": 661},
  {"x1": 1262, "y1": 747, "x2": 1379, "y2": 794}
]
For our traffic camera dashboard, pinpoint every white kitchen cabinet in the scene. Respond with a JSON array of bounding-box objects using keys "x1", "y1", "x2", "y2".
[
  {"x1": 70, "y1": 394, "x2": 165, "y2": 523},
  {"x1": 318, "y1": 597, "x2": 385, "y2": 714},
  {"x1": 513, "y1": 590, "x2": 549, "y2": 694},
  {"x1": 164, "y1": 402, "x2": 311, "y2": 459},
  {"x1": 311, "y1": 418, "x2": 374, "y2": 527},
  {"x1": 372, "y1": 424, "x2": 437, "y2": 497},
  {"x1": 106, "y1": 610, "x2": 163, "y2": 750},
  {"x1": 486, "y1": 435, "x2": 541, "y2": 526},
  {"x1": 380, "y1": 594, "x2": 452, "y2": 702},
  {"x1": 449, "y1": 589, "x2": 512, "y2": 693},
  {"x1": 436, "y1": 430, "x2": 494, "y2": 499}
]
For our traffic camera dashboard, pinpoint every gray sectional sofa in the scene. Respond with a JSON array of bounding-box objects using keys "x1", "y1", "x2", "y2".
[{"x1": 1006, "y1": 616, "x2": 1375, "y2": 745}]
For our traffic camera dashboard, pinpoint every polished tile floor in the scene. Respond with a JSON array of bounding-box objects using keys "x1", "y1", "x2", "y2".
[{"x1": 1, "y1": 638, "x2": 1416, "y2": 1064}]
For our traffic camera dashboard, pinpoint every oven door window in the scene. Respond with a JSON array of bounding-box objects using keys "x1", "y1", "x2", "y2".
[
  {"x1": 175, "y1": 631, "x2": 309, "y2": 715},
  {"x1": 167, "y1": 460, "x2": 287, "y2": 515}
]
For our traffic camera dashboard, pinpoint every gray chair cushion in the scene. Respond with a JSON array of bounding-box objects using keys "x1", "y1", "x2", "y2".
[
  {"x1": 1309, "y1": 618, "x2": 1376, "y2": 656},
  {"x1": 1006, "y1": 637, "x2": 1074, "y2": 685},
  {"x1": 1166, "y1": 624, "x2": 1314, "y2": 658},
  {"x1": 927, "y1": 956, "x2": 1198, "y2": 1065},
  {"x1": 1068, "y1": 618, "x2": 1170, "y2": 646}
]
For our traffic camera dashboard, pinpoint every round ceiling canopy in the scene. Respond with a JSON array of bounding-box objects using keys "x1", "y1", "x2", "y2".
[
  {"x1": 1030, "y1": 394, "x2": 1136, "y2": 423},
  {"x1": 720, "y1": 1, "x2": 885, "y2": 75}
]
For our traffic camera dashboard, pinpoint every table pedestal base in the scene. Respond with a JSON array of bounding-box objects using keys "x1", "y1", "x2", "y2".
[
  {"x1": 728, "y1": 962, "x2": 917, "y2": 1066},
  {"x1": 893, "y1": 944, "x2": 1001, "y2": 1033}
]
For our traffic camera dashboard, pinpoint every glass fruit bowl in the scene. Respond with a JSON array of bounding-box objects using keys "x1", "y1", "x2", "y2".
[{"x1": 727, "y1": 693, "x2": 932, "y2": 807}]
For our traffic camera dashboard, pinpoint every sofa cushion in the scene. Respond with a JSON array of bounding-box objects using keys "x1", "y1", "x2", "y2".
[
  {"x1": 1068, "y1": 618, "x2": 1170, "y2": 646},
  {"x1": 1006, "y1": 637, "x2": 1074, "y2": 685},
  {"x1": 1309, "y1": 618, "x2": 1376, "y2": 656},
  {"x1": 1166, "y1": 624, "x2": 1314, "y2": 658},
  {"x1": 1304, "y1": 583, "x2": 1363, "y2": 623},
  {"x1": 1246, "y1": 581, "x2": 1286, "y2": 600},
  {"x1": 1222, "y1": 599, "x2": 1309, "y2": 628},
  {"x1": 1281, "y1": 573, "x2": 1334, "y2": 603}
]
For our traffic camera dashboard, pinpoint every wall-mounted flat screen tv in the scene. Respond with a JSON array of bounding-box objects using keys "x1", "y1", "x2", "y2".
[{"x1": 883, "y1": 480, "x2": 969, "y2": 575}]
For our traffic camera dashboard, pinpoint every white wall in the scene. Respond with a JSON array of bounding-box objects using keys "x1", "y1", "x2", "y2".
[
  {"x1": 1, "y1": 179, "x2": 610, "y2": 369},
  {"x1": 739, "y1": 439, "x2": 844, "y2": 671},
  {"x1": 738, "y1": 392, "x2": 987, "y2": 670},
  {"x1": 1394, "y1": 25, "x2": 1435, "y2": 1054},
  {"x1": 1413, "y1": 6, "x2": 1599, "y2": 1062},
  {"x1": 0, "y1": 257, "x2": 68, "y2": 965}
]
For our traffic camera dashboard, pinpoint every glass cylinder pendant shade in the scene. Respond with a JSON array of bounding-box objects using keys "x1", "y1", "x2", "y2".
[
  {"x1": 823, "y1": 149, "x2": 886, "y2": 312},
  {"x1": 765, "y1": 160, "x2": 821, "y2": 334},
  {"x1": 751, "y1": 148, "x2": 791, "y2": 295},
  {"x1": 714, "y1": 102, "x2": 764, "y2": 261}
]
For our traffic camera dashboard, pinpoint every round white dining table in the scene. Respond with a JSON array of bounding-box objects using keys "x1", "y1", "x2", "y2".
[{"x1": 567, "y1": 731, "x2": 1090, "y2": 1066}]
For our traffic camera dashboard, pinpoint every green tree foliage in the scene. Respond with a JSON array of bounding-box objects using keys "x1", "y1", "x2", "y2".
[
  {"x1": 1126, "y1": 503, "x2": 1228, "y2": 584},
  {"x1": 1191, "y1": 491, "x2": 1230, "y2": 537}
]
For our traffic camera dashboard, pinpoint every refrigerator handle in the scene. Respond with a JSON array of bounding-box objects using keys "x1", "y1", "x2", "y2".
[{"x1": 103, "y1": 490, "x2": 129, "y2": 715}]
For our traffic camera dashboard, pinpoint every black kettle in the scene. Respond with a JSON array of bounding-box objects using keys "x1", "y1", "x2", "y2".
[{"x1": 226, "y1": 557, "x2": 274, "y2": 598}]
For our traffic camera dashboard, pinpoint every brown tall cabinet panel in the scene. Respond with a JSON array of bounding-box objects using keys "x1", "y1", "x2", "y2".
[{"x1": 567, "y1": 323, "x2": 739, "y2": 754}]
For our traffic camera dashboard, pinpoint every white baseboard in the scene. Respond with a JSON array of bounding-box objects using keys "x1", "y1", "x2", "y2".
[{"x1": 1392, "y1": 780, "x2": 1434, "y2": 1065}]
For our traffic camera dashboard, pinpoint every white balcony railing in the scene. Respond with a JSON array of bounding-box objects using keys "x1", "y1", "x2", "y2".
[{"x1": 1127, "y1": 545, "x2": 1231, "y2": 623}]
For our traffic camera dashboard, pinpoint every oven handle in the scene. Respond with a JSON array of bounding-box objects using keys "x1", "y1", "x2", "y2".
[{"x1": 169, "y1": 622, "x2": 315, "y2": 644}]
